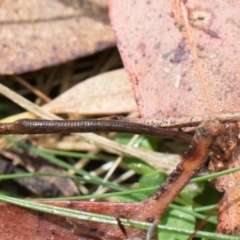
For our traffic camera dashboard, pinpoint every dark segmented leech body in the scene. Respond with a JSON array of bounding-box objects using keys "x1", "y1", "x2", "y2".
[
  {"x1": 0, "y1": 119, "x2": 223, "y2": 155},
  {"x1": 10, "y1": 119, "x2": 193, "y2": 143}
]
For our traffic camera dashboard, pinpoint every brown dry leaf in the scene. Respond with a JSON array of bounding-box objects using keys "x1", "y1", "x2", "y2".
[
  {"x1": 215, "y1": 146, "x2": 240, "y2": 235},
  {"x1": 0, "y1": 200, "x2": 149, "y2": 240},
  {"x1": 44, "y1": 69, "x2": 138, "y2": 115},
  {"x1": 109, "y1": 1, "x2": 240, "y2": 118},
  {"x1": 2, "y1": 148, "x2": 79, "y2": 197},
  {"x1": 18, "y1": 166, "x2": 79, "y2": 197},
  {"x1": 0, "y1": 0, "x2": 115, "y2": 74}
]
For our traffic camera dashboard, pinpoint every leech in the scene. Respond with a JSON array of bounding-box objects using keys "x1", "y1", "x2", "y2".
[
  {"x1": 0, "y1": 119, "x2": 224, "y2": 155},
  {"x1": 0, "y1": 118, "x2": 193, "y2": 143}
]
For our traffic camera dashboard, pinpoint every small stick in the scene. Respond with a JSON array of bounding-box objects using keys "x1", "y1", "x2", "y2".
[
  {"x1": 143, "y1": 120, "x2": 220, "y2": 225},
  {"x1": 121, "y1": 112, "x2": 240, "y2": 128}
]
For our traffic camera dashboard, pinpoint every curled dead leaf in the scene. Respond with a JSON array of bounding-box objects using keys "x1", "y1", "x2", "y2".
[{"x1": 44, "y1": 69, "x2": 137, "y2": 115}]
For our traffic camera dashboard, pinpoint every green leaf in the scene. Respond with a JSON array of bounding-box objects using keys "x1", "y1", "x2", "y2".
[
  {"x1": 116, "y1": 133, "x2": 160, "y2": 174},
  {"x1": 115, "y1": 133, "x2": 158, "y2": 150},
  {"x1": 123, "y1": 157, "x2": 155, "y2": 174},
  {"x1": 178, "y1": 182, "x2": 205, "y2": 205},
  {"x1": 139, "y1": 172, "x2": 166, "y2": 187},
  {"x1": 159, "y1": 207, "x2": 195, "y2": 240}
]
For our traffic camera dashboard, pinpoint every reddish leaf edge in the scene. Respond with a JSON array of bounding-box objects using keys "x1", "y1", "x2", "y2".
[{"x1": 0, "y1": 196, "x2": 238, "y2": 240}]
